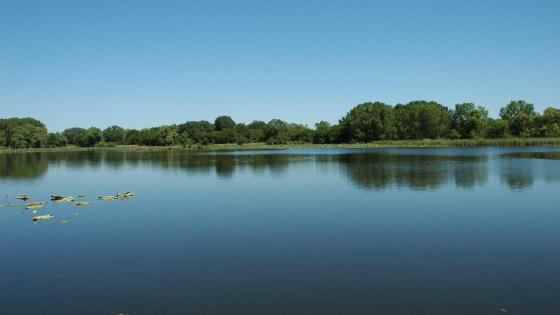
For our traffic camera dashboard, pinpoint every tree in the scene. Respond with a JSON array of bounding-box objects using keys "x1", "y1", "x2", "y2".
[
  {"x1": 313, "y1": 121, "x2": 339, "y2": 144},
  {"x1": 76, "y1": 127, "x2": 103, "y2": 147},
  {"x1": 395, "y1": 101, "x2": 450, "y2": 139},
  {"x1": 0, "y1": 117, "x2": 47, "y2": 147},
  {"x1": 9, "y1": 124, "x2": 47, "y2": 148},
  {"x1": 102, "y1": 125, "x2": 126, "y2": 144},
  {"x1": 125, "y1": 129, "x2": 141, "y2": 144},
  {"x1": 450, "y1": 103, "x2": 489, "y2": 138},
  {"x1": 62, "y1": 127, "x2": 87, "y2": 145},
  {"x1": 214, "y1": 116, "x2": 236, "y2": 131},
  {"x1": 534, "y1": 107, "x2": 560, "y2": 137},
  {"x1": 46, "y1": 133, "x2": 68, "y2": 147},
  {"x1": 339, "y1": 102, "x2": 396, "y2": 142},
  {"x1": 178, "y1": 120, "x2": 215, "y2": 143},
  {"x1": 486, "y1": 119, "x2": 510, "y2": 138},
  {"x1": 157, "y1": 125, "x2": 179, "y2": 146},
  {"x1": 499, "y1": 100, "x2": 536, "y2": 136},
  {"x1": 265, "y1": 119, "x2": 288, "y2": 139},
  {"x1": 285, "y1": 124, "x2": 313, "y2": 143}
]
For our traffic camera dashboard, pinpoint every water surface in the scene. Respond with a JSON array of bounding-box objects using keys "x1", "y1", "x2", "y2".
[{"x1": 1, "y1": 147, "x2": 560, "y2": 315}]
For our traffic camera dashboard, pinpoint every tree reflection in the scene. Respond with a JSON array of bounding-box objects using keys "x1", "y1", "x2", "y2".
[
  {"x1": 2, "y1": 149, "x2": 560, "y2": 191},
  {"x1": 339, "y1": 153, "x2": 488, "y2": 190}
]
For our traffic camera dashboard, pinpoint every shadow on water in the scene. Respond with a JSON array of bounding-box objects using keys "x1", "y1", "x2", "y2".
[{"x1": 1, "y1": 149, "x2": 560, "y2": 190}]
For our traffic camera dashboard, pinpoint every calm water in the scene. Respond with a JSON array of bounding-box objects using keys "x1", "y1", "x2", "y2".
[{"x1": 1, "y1": 147, "x2": 560, "y2": 315}]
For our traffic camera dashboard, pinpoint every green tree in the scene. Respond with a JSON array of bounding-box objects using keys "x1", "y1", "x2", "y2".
[
  {"x1": 339, "y1": 102, "x2": 396, "y2": 142},
  {"x1": 499, "y1": 100, "x2": 536, "y2": 136},
  {"x1": 178, "y1": 120, "x2": 215, "y2": 143},
  {"x1": 125, "y1": 129, "x2": 141, "y2": 144},
  {"x1": 214, "y1": 116, "x2": 236, "y2": 131},
  {"x1": 450, "y1": 103, "x2": 489, "y2": 138},
  {"x1": 313, "y1": 121, "x2": 339, "y2": 144},
  {"x1": 0, "y1": 117, "x2": 47, "y2": 147},
  {"x1": 265, "y1": 119, "x2": 288, "y2": 139},
  {"x1": 486, "y1": 118, "x2": 510, "y2": 138},
  {"x1": 62, "y1": 127, "x2": 88, "y2": 145},
  {"x1": 46, "y1": 132, "x2": 68, "y2": 147},
  {"x1": 395, "y1": 101, "x2": 450, "y2": 139},
  {"x1": 534, "y1": 107, "x2": 560, "y2": 137},
  {"x1": 76, "y1": 127, "x2": 103, "y2": 147},
  {"x1": 102, "y1": 125, "x2": 126, "y2": 144},
  {"x1": 9, "y1": 124, "x2": 47, "y2": 148}
]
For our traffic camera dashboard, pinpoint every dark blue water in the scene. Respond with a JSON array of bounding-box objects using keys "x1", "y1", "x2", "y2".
[{"x1": 1, "y1": 147, "x2": 560, "y2": 315}]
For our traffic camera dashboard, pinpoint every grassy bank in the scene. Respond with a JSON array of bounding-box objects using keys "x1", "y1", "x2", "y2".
[{"x1": 2, "y1": 137, "x2": 560, "y2": 154}]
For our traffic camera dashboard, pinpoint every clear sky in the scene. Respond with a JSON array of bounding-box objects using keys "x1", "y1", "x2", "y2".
[{"x1": 1, "y1": 0, "x2": 559, "y2": 132}]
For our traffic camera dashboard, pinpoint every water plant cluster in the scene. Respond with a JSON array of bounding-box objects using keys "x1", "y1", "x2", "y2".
[
  {"x1": 2, "y1": 192, "x2": 134, "y2": 223},
  {"x1": 1, "y1": 100, "x2": 560, "y2": 149}
]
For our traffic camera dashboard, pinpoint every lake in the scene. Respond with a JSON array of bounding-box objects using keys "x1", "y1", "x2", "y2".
[{"x1": 1, "y1": 147, "x2": 560, "y2": 315}]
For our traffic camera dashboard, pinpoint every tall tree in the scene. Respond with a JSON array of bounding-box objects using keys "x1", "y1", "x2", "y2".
[
  {"x1": 395, "y1": 101, "x2": 450, "y2": 139},
  {"x1": 102, "y1": 125, "x2": 126, "y2": 144},
  {"x1": 499, "y1": 100, "x2": 536, "y2": 136},
  {"x1": 339, "y1": 102, "x2": 396, "y2": 142},
  {"x1": 450, "y1": 103, "x2": 489, "y2": 138},
  {"x1": 214, "y1": 116, "x2": 236, "y2": 131}
]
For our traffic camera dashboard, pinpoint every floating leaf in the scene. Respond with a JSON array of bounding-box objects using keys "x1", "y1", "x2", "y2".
[
  {"x1": 123, "y1": 191, "x2": 134, "y2": 198},
  {"x1": 51, "y1": 195, "x2": 74, "y2": 202},
  {"x1": 74, "y1": 201, "x2": 92, "y2": 206},
  {"x1": 32, "y1": 214, "x2": 54, "y2": 222},
  {"x1": 26, "y1": 201, "x2": 46, "y2": 209},
  {"x1": 98, "y1": 195, "x2": 118, "y2": 200},
  {"x1": 17, "y1": 194, "x2": 30, "y2": 201},
  {"x1": 31, "y1": 210, "x2": 38, "y2": 214}
]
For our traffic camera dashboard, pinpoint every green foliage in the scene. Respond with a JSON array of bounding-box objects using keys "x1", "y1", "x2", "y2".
[
  {"x1": 125, "y1": 129, "x2": 141, "y2": 144},
  {"x1": 46, "y1": 133, "x2": 68, "y2": 147},
  {"x1": 486, "y1": 119, "x2": 510, "y2": 139},
  {"x1": 0, "y1": 117, "x2": 47, "y2": 148},
  {"x1": 102, "y1": 125, "x2": 126, "y2": 144},
  {"x1": 76, "y1": 127, "x2": 103, "y2": 147},
  {"x1": 62, "y1": 127, "x2": 87, "y2": 145},
  {"x1": 265, "y1": 119, "x2": 288, "y2": 138},
  {"x1": 313, "y1": 121, "x2": 340, "y2": 144},
  {"x1": 395, "y1": 101, "x2": 450, "y2": 139},
  {"x1": 339, "y1": 102, "x2": 396, "y2": 142},
  {"x1": 214, "y1": 116, "x2": 236, "y2": 131},
  {"x1": 450, "y1": 103, "x2": 489, "y2": 138},
  {"x1": 2, "y1": 100, "x2": 560, "y2": 149},
  {"x1": 499, "y1": 100, "x2": 536, "y2": 136},
  {"x1": 533, "y1": 107, "x2": 560, "y2": 137}
]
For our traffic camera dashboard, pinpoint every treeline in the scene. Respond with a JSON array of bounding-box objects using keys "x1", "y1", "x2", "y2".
[{"x1": 1, "y1": 100, "x2": 559, "y2": 149}]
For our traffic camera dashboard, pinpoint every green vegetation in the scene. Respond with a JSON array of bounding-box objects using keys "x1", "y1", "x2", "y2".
[{"x1": 2, "y1": 100, "x2": 560, "y2": 150}]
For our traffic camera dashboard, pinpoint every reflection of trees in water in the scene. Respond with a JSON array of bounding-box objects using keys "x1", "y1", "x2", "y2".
[
  {"x1": 339, "y1": 154, "x2": 488, "y2": 190},
  {"x1": 3, "y1": 150, "x2": 560, "y2": 191},
  {"x1": 0, "y1": 153, "x2": 48, "y2": 179},
  {"x1": 499, "y1": 160, "x2": 535, "y2": 190}
]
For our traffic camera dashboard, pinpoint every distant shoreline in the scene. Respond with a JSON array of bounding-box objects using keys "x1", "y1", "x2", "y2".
[{"x1": 2, "y1": 138, "x2": 560, "y2": 153}]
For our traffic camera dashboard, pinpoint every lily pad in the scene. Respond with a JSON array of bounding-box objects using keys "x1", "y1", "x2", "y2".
[
  {"x1": 51, "y1": 195, "x2": 74, "y2": 202},
  {"x1": 26, "y1": 201, "x2": 46, "y2": 209},
  {"x1": 32, "y1": 214, "x2": 54, "y2": 222},
  {"x1": 98, "y1": 195, "x2": 118, "y2": 200}
]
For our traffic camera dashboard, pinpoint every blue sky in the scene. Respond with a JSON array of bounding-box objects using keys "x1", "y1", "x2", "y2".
[{"x1": 1, "y1": 0, "x2": 559, "y2": 131}]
